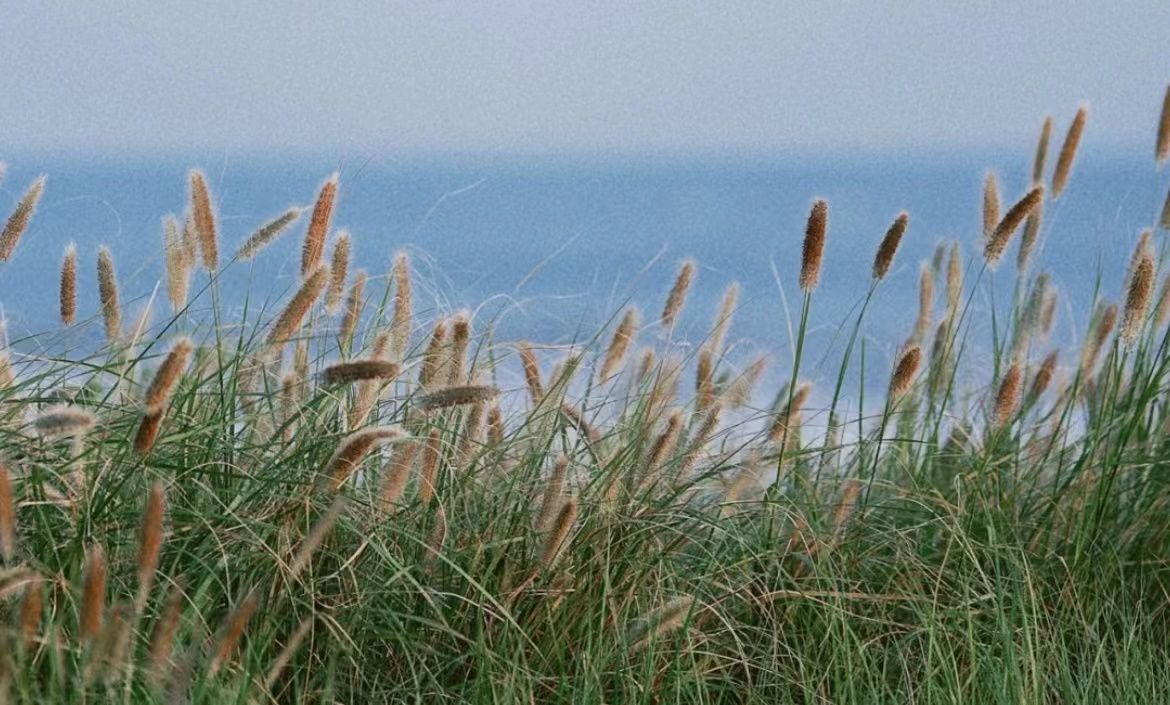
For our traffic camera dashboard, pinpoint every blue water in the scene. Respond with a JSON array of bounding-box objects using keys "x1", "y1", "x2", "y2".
[{"x1": 1, "y1": 150, "x2": 1166, "y2": 407}]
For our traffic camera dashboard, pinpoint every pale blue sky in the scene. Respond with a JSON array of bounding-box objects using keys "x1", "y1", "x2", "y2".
[{"x1": 1, "y1": 2, "x2": 1167, "y2": 156}]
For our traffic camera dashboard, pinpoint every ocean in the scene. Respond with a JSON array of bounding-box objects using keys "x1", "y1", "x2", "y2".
[{"x1": 1, "y1": 150, "x2": 1166, "y2": 410}]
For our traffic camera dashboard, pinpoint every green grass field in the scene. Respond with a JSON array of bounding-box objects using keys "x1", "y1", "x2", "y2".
[{"x1": 2, "y1": 95, "x2": 1170, "y2": 704}]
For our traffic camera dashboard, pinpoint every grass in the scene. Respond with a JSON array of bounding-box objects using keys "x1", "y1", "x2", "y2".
[{"x1": 1, "y1": 96, "x2": 1170, "y2": 703}]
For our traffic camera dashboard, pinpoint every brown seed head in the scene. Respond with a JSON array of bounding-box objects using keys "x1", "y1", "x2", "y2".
[
  {"x1": 235, "y1": 207, "x2": 302, "y2": 261},
  {"x1": 378, "y1": 440, "x2": 419, "y2": 512},
  {"x1": 418, "y1": 320, "x2": 448, "y2": 388},
  {"x1": 267, "y1": 266, "x2": 328, "y2": 344},
  {"x1": 418, "y1": 384, "x2": 499, "y2": 412},
  {"x1": 799, "y1": 199, "x2": 828, "y2": 292},
  {"x1": 1051, "y1": 105, "x2": 1088, "y2": 199},
  {"x1": 339, "y1": 269, "x2": 367, "y2": 350},
  {"x1": 189, "y1": 170, "x2": 218, "y2": 270},
  {"x1": 1027, "y1": 350, "x2": 1059, "y2": 404},
  {"x1": 144, "y1": 337, "x2": 193, "y2": 413},
  {"x1": 322, "y1": 426, "x2": 405, "y2": 490},
  {"x1": 945, "y1": 242, "x2": 963, "y2": 319},
  {"x1": 535, "y1": 455, "x2": 570, "y2": 532},
  {"x1": 518, "y1": 343, "x2": 544, "y2": 406},
  {"x1": 984, "y1": 185, "x2": 1044, "y2": 268},
  {"x1": 59, "y1": 243, "x2": 77, "y2": 325},
  {"x1": 600, "y1": 307, "x2": 639, "y2": 381},
  {"x1": 134, "y1": 410, "x2": 165, "y2": 456},
  {"x1": 982, "y1": 172, "x2": 1000, "y2": 242},
  {"x1": 136, "y1": 483, "x2": 165, "y2": 608},
  {"x1": 889, "y1": 345, "x2": 923, "y2": 399},
  {"x1": 1154, "y1": 273, "x2": 1170, "y2": 329},
  {"x1": 417, "y1": 428, "x2": 443, "y2": 507},
  {"x1": 207, "y1": 590, "x2": 259, "y2": 677},
  {"x1": 872, "y1": 212, "x2": 909, "y2": 280},
  {"x1": 321, "y1": 359, "x2": 400, "y2": 386},
  {"x1": 913, "y1": 264, "x2": 934, "y2": 342},
  {"x1": 389, "y1": 251, "x2": 413, "y2": 360},
  {"x1": 538, "y1": 498, "x2": 577, "y2": 571},
  {"x1": 97, "y1": 246, "x2": 121, "y2": 342},
  {"x1": 0, "y1": 175, "x2": 46, "y2": 261},
  {"x1": 1017, "y1": 200, "x2": 1044, "y2": 272},
  {"x1": 302, "y1": 173, "x2": 338, "y2": 276},
  {"x1": 289, "y1": 496, "x2": 346, "y2": 581},
  {"x1": 162, "y1": 215, "x2": 191, "y2": 312},
  {"x1": 80, "y1": 544, "x2": 107, "y2": 642},
  {"x1": 992, "y1": 362, "x2": 1022, "y2": 430},
  {"x1": 661, "y1": 259, "x2": 696, "y2": 327},
  {"x1": 20, "y1": 579, "x2": 42, "y2": 649},
  {"x1": 1121, "y1": 251, "x2": 1156, "y2": 345},
  {"x1": 325, "y1": 231, "x2": 351, "y2": 313},
  {"x1": 1033, "y1": 116, "x2": 1053, "y2": 184},
  {"x1": 448, "y1": 313, "x2": 472, "y2": 385},
  {"x1": 148, "y1": 581, "x2": 185, "y2": 680}
]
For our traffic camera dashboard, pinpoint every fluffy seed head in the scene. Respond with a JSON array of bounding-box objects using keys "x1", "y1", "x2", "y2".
[
  {"x1": 418, "y1": 384, "x2": 499, "y2": 412},
  {"x1": 148, "y1": 582, "x2": 185, "y2": 680},
  {"x1": 722, "y1": 355, "x2": 769, "y2": 408},
  {"x1": 390, "y1": 251, "x2": 413, "y2": 361},
  {"x1": 163, "y1": 215, "x2": 191, "y2": 312},
  {"x1": 59, "y1": 243, "x2": 77, "y2": 325},
  {"x1": 136, "y1": 483, "x2": 165, "y2": 607},
  {"x1": 418, "y1": 428, "x2": 443, "y2": 507},
  {"x1": 600, "y1": 307, "x2": 639, "y2": 381},
  {"x1": 1081, "y1": 302, "x2": 1117, "y2": 373},
  {"x1": 535, "y1": 455, "x2": 570, "y2": 532},
  {"x1": 799, "y1": 199, "x2": 828, "y2": 292},
  {"x1": 1027, "y1": 350, "x2": 1059, "y2": 404},
  {"x1": 322, "y1": 426, "x2": 405, "y2": 490},
  {"x1": 144, "y1": 337, "x2": 193, "y2": 413},
  {"x1": 1051, "y1": 104, "x2": 1088, "y2": 199},
  {"x1": 20, "y1": 580, "x2": 42, "y2": 649},
  {"x1": 267, "y1": 266, "x2": 328, "y2": 344},
  {"x1": 31, "y1": 406, "x2": 97, "y2": 439},
  {"x1": 418, "y1": 320, "x2": 447, "y2": 388},
  {"x1": 982, "y1": 172, "x2": 1000, "y2": 242},
  {"x1": 378, "y1": 440, "x2": 419, "y2": 512},
  {"x1": 518, "y1": 343, "x2": 544, "y2": 406},
  {"x1": 1154, "y1": 273, "x2": 1170, "y2": 329},
  {"x1": 661, "y1": 259, "x2": 696, "y2": 328},
  {"x1": 80, "y1": 544, "x2": 107, "y2": 643},
  {"x1": 768, "y1": 383, "x2": 811, "y2": 443},
  {"x1": 872, "y1": 212, "x2": 909, "y2": 280},
  {"x1": 1121, "y1": 250, "x2": 1155, "y2": 345},
  {"x1": 1017, "y1": 200, "x2": 1044, "y2": 272},
  {"x1": 0, "y1": 175, "x2": 46, "y2": 261},
  {"x1": 302, "y1": 173, "x2": 338, "y2": 276},
  {"x1": 993, "y1": 362, "x2": 1023, "y2": 430},
  {"x1": 984, "y1": 186, "x2": 1044, "y2": 268},
  {"x1": 134, "y1": 410, "x2": 164, "y2": 455},
  {"x1": 338, "y1": 270, "x2": 367, "y2": 353},
  {"x1": 1161, "y1": 187, "x2": 1170, "y2": 231},
  {"x1": 707, "y1": 283, "x2": 739, "y2": 357},
  {"x1": 321, "y1": 359, "x2": 400, "y2": 386},
  {"x1": 97, "y1": 246, "x2": 121, "y2": 342},
  {"x1": 945, "y1": 243, "x2": 963, "y2": 319},
  {"x1": 447, "y1": 313, "x2": 471, "y2": 385},
  {"x1": 889, "y1": 345, "x2": 923, "y2": 399},
  {"x1": 189, "y1": 170, "x2": 218, "y2": 270},
  {"x1": 1033, "y1": 116, "x2": 1053, "y2": 184},
  {"x1": 325, "y1": 231, "x2": 351, "y2": 313},
  {"x1": 913, "y1": 264, "x2": 934, "y2": 342},
  {"x1": 538, "y1": 498, "x2": 577, "y2": 572},
  {"x1": 235, "y1": 207, "x2": 302, "y2": 260}
]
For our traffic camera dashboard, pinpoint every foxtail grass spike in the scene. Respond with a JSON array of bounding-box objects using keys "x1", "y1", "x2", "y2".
[
  {"x1": 1051, "y1": 104, "x2": 1088, "y2": 199},
  {"x1": 189, "y1": 170, "x2": 218, "y2": 270},
  {"x1": 1033, "y1": 116, "x2": 1053, "y2": 184},
  {"x1": 872, "y1": 212, "x2": 908, "y2": 280},
  {"x1": 97, "y1": 246, "x2": 121, "y2": 342},
  {"x1": 59, "y1": 243, "x2": 77, "y2": 325},
  {"x1": 0, "y1": 175, "x2": 45, "y2": 261},
  {"x1": 236, "y1": 207, "x2": 302, "y2": 261},
  {"x1": 1157, "y1": 85, "x2": 1170, "y2": 166},
  {"x1": 800, "y1": 199, "x2": 827, "y2": 292},
  {"x1": 889, "y1": 345, "x2": 923, "y2": 399},
  {"x1": 390, "y1": 251, "x2": 413, "y2": 361},
  {"x1": 982, "y1": 172, "x2": 1000, "y2": 242},
  {"x1": 302, "y1": 173, "x2": 338, "y2": 277},
  {"x1": 325, "y1": 231, "x2": 351, "y2": 313},
  {"x1": 984, "y1": 185, "x2": 1044, "y2": 268},
  {"x1": 267, "y1": 266, "x2": 328, "y2": 344},
  {"x1": 1121, "y1": 250, "x2": 1155, "y2": 345},
  {"x1": 661, "y1": 259, "x2": 695, "y2": 328}
]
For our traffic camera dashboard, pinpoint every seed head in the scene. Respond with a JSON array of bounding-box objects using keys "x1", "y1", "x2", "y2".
[
  {"x1": 0, "y1": 175, "x2": 46, "y2": 261},
  {"x1": 889, "y1": 345, "x2": 923, "y2": 399},
  {"x1": 1051, "y1": 104, "x2": 1088, "y2": 199},
  {"x1": 59, "y1": 243, "x2": 77, "y2": 325},
  {"x1": 661, "y1": 259, "x2": 696, "y2": 327},
  {"x1": 302, "y1": 173, "x2": 338, "y2": 276},
  {"x1": 872, "y1": 212, "x2": 909, "y2": 280},
  {"x1": 984, "y1": 186, "x2": 1044, "y2": 268},
  {"x1": 799, "y1": 199, "x2": 827, "y2": 292},
  {"x1": 189, "y1": 170, "x2": 218, "y2": 270}
]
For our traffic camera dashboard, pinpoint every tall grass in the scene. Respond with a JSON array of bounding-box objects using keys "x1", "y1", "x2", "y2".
[{"x1": 1, "y1": 91, "x2": 1170, "y2": 704}]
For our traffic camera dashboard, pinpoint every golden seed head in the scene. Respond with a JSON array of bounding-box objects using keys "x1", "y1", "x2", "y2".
[
  {"x1": 0, "y1": 175, "x2": 46, "y2": 262},
  {"x1": 1027, "y1": 350, "x2": 1059, "y2": 403},
  {"x1": 799, "y1": 199, "x2": 828, "y2": 292},
  {"x1": 339, "y1": 269, "x2": 367, "y2": 350},
  {"x1": 945, "y1": 242, "x2": 963, "y2": 317},
  {"x1": 1051, "y1": 104, "x2": 1088, "y2": 199},
  {"x1": 600, "y1": 307, "x2": 639, "y2": 381},
  {"x1": 235, "y1": 207, "x2": 302, "y2": 261},
  {"x1": 267, "y1": 266, "x2": 328, "y2": 344},
  {"x1": 59, "y1": 243, "x2": 77, "y2": 325},
  {"x1": 80, "y1": 544, "x2": 107, "y2": 643},
  {"x1": 661, "y1": 259, "x2": 696, "y2": 328},
  {"x1": 0, "y1": 463, "x2": 14, "y2": 562},
  {"x1": 418, "y1": 384, "x2": 499, "y2": 412},
  {"x1": 992, "y1": 362, "x2": 1023, "y2": 430},
  {"x1": 418, "y1": 320, "x2": 448, "y2": 388},
  {"x1": 136, "y1": 482, "x2": 166, "y2": 604},
  {"x1": 189, "y1": 170, "x2": 218, "y2": 270},
  {"x1": 984, "y1": 185, "x2": 1044, "y2": 269},
  {"x1": 872, "y1": 211, "x2": 909, "y2": 280},
  {"x1": 518, "y1": 343, "x2": 544, "y2": 406},
  {"x1": 418, "y1": 428, "x2": 443, "y2": 507},
  {"x1": 134, "y1": 410, "x2": 165, "y2": 456},
  {"x1": 302, "y1": 173, "x2": 338, "y2": 277},
  {"x1": 322, "y1": 426, "x2": 406, "y2": 490},
  {"x1": 1016, "y1": 199, "x2": 1044, "y2": 272},
  {"x1": 982, "y1": 171, "x2": 1000, "y2": 242},
  {"x1": 1121, "y1": 251, "x2": 1156, "y2": 345},
  {"x1": 538, "y1": 498, "x2": 578, "y2": 572},
  {"x1": 390, "y1": 251, "x2": 413, "y2": 361},
  {"x1": 97, "y1": 245, "x2": 121, "y2": 342},
  {"x1": 325, "y1": 231, "x2": 351, "y2": 313},
  {"x1": 163, "y1": 215, "x2": 191, "y2": 312},
  {"x1": 144, "y1": 337, "x2": 193, "y2": 414},
  {"x1": 889, "y1": 345, "x2": 923, "y2": 399}
]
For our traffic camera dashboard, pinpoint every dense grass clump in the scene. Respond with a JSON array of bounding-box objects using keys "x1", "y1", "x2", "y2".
[{"x1": 3, "y1": 94, "x2": 1170, "y2": 704}]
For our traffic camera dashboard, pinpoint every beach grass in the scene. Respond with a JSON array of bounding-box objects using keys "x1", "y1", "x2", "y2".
[{"x1": 1, "y1": 92, "x2": 1170, "y2": 703}]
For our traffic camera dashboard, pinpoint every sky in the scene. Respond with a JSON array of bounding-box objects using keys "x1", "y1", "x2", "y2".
[{"x1": 1, "y1": 2, "x2": 1167, "y2": 157}]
